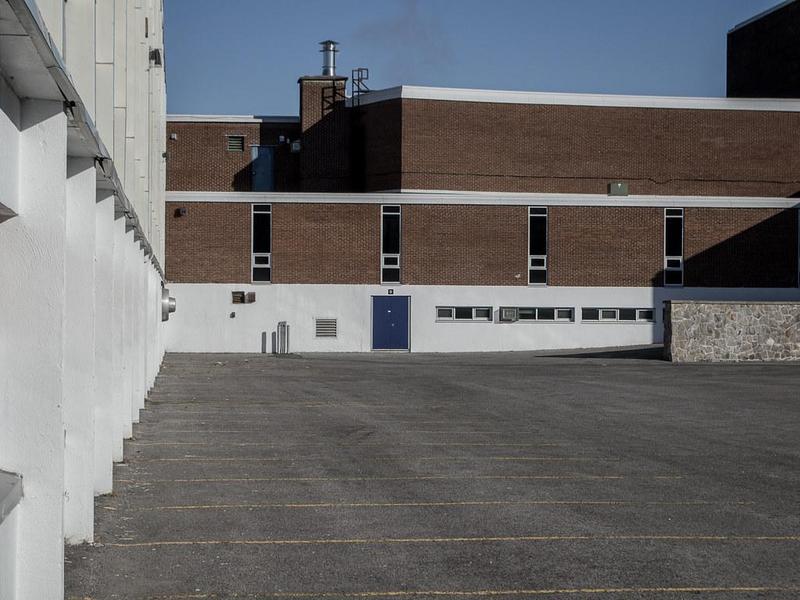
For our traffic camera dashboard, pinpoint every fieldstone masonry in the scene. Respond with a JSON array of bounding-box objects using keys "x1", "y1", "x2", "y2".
[{"x1": 664, "y1": 301, "x2": 800, "y2": 362}]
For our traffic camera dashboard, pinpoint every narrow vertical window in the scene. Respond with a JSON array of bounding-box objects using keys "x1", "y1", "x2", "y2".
[
  {"x1": 664, "y1": 208, "x2": 684, "y2": 286},
  {"x1": 529, "y1": 207, "x2": 548, "y2": 285},
  {"x1": 381, "y1": 205, "x2": 401, "y2": 283},
  {"x1": 252, "y1": 204, "x2": 271, "y2": 282}
]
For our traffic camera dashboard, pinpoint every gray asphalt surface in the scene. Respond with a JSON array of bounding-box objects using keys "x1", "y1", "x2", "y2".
[{"x1": 65, "y1": 351, "x2": 800, "y2": 599}]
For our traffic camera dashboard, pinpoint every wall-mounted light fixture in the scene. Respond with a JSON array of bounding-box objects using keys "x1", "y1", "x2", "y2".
[{"x1": 174, "y1": 207, "x2": 187, "y2": 217}]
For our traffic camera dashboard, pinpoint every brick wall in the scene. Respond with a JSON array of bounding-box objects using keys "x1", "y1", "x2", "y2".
[
  {"x1": 392, "y1": 99, "x2": 800, "y2": 197},
  {"x1": 402, "y1": 205, "x2": 528, "y2": 286},
  {"x1": 299, "y1": 77, "x2": 352, "y2": 192},
  {"x1": 166, "y1": 121, "x2": 300, "y2": 192},
  {"x1": 684, "y1": 208, "x2": 798, "y2": 287},
  {"x1": 272, "y1": 203, "x2": 380, "y2": 284},
  {"x1": 165, "y1": 201, "x2": 250, "y2": 283},
  {"x1": 355, "y1": 99, "x2": 403, "y2": 192},
  {"x1": 166, "y1": 201, "x2": 799, "y2": 288},
  {"x1": 549, "y1": 207, "x2": 663, "y2": 287}
]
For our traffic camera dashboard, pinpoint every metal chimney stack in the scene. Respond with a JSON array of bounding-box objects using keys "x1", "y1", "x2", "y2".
[{"x1": 320, "y1": 40, "x2": 339, "y2": 76}]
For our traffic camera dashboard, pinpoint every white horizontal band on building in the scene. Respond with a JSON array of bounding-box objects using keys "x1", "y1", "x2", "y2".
[{"x1": 166, "y1": 190, "x2": 800, "y2": 210}]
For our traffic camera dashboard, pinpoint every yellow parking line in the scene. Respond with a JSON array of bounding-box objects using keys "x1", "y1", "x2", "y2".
[
  {"x1": 128, "y1": 442, "x2": 560, "y2": 447},
  {"x1": 128, "y1": 456, "x2": 613, "y2": 463},
  {"x1": 137, "y1": 500, "x2": 754, "y2": 511},
  {"x1": 69, "y1": 587, "x2": 800, "y2": 600},
  {"x1": 104, "y1": 534, "x2": 800, "y2": 548},
  {"x1": 115, "y1": 475, "x2": 630, "y2": 484}
]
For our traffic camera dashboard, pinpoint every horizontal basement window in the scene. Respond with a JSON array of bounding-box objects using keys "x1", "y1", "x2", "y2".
[
  {"x1": 436, "y1": 306, "x2": 493, "y2": 321},
  {"x1": 581, "y1": 308, "x2": 654, "y2": 323},
  {"x1": 315, "y1": 318, "x2": 338, "y2": 338},
  {"x1": 499, "y1": 307, "x2": 574, "y2": 322}
]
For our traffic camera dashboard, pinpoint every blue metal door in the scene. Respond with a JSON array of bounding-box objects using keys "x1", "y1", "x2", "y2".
[
  {"x1": 251, "y1": 146, "x2": 275, "y2": 191},
  {"x1": 372, "y1": 296, "x2": 409, "y2": 351}
]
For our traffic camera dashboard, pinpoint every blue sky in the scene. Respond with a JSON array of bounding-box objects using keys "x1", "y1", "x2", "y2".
[{"x1": 164, "y1": 0, "x2": 780, "y2": 116}]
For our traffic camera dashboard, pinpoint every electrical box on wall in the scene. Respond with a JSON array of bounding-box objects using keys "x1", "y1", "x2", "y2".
[
  {"x1": 232, "y1": 291, "x2": 256, "y2": 304},
  {"x1": 608, "y1": 182, "x2": 629, "y2": 196},
  {"x1": 499, "y1": 307, "x2": 519, "y2": 322}
]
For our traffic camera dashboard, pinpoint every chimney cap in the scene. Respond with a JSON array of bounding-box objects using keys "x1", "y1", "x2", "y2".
[{"x1": 319, "y1": 40, "x2": 340, "y2": 49}]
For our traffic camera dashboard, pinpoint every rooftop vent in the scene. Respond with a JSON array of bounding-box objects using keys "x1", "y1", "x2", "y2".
[{"x1": 320, "y1": 40, "x2": 339, "y2": 76}]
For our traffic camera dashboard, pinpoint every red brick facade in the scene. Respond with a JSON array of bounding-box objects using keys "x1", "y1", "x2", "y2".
[
  {"x1": 271, "y1": 203, "x2": 380, "y2": 284},
  {"x1": 549, "y1": 207, "x2": 664, "y2": 287},
  {"x1": 165, "y1": 201, "x2": 799, "y2": 288},
  {"x1": 166, "y1": 121, "x2": 300, "y2": 192},
  {"x1": 166, "y1": 202, "x2": 251, "y2": 283},
  {"x1": 684, "y1": 208, "x2": 799, "y2": 287},
  {"x1": 397, "y1": 100, "x2": 800, "y2": 197},
  {"x1": 402, "y1": 205, "x2": 527, "y2": 286}
]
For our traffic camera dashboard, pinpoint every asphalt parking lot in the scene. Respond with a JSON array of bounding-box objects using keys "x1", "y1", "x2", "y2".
[{"x1": 65, "y1": 351, "x2": 800, "y2": 599}]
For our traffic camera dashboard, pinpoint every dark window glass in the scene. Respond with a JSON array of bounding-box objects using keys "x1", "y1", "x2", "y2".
[
  {"x1": 454, "y1": 307, "x2": 473, "y2": 320},
  {"x1": 518, "y1": 308, "x2": 536, "y2": 320},
  {"x1": 538, "y1": 308, "x2": 555, "y2": 320},
  {"x1": 474, "y1": 307, "x2": 491, "y2": 320},
  {"x1": 665, "y1": 216, "x2": 683, "y2": 257},
  {"x1": 600, "y1": 309, "x2": 617, "y2": 320},
  {"x1": 556, "y1": 309, "x2": 573, "y2": 320},
  {"x1": 638, "y1": 310, "x2": 654, "y2": 321},
  {"x1": 253, "y1": 213, "x2": 271, "y2": 253},
  {"x1": 664, "y1": 269, "x2": 683, "y2": 286},
  {"x1": 619, "y1": 308, "x2": 637, "y2": 321},
  {"x1": 582, "y1": 308, "x2": 599, "y2": 321},
  {"x1": 437, "y1": 308, "x2": 453, "y2": 319},
  {"x1": 529, "y1": 269, "x2": 547, "y2": 284},
  {"x1": 382, "y1": 268, "x2": 400, "y2": 283},
  {"x1": 382, "y1": 214, "x2": 400, "y2": 254},
  {"x1": 529, "y1": 207, "x2": 547, "y2": 216},
  {"x1": 529, "y1": 216, "x2": 547, "y2": 256},
  {"x1": 253, "y1": 267, "x2": 271, "y2": 282},
  {"x1": 254, "y1": 204, "x2": 271, "y2": 212},
  {"x1": 383, "y1": 205, "x2": 400, "y2": 214},
  {"x1": 383, "y1": 256, "x2": 399, "y2": 266},
  {"x1": 254, "y1": 256, "x2": 270, "y2": 265}
]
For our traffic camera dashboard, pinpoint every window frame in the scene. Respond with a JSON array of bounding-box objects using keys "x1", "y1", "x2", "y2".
[
  {"x1": 528, "y1": 206, "x2": 548, "y2": 286},
  {"x1": 581, "y1": 307, "x2": 656, "y2": 323},
  {"x1": 381, "y1": 205, "x2": 401, "y2": 284},
  {"x1": 515, "y1": 307, "x2": 574, "y2": 323},
  {"x1": 251, "y1": 203, "x2": 272, "y2": 283},
  {"x1": 664, "y1": 208, "x2": 684, "y2": 287},
  {"x1": 435, "y1": 306, "x2": 493, "y2": 322}
]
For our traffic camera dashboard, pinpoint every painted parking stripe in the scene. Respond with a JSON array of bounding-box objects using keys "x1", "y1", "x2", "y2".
[
  {"x1": 125, "y1": 456, "x2": 614, "y2": 463},
  {"x1": 102, "y1": 534, "x2": 800, "y2": 548},
  {"x1": 74, "y1": 586, "x2": 800, "y2": 599},
  {"x1": 136, "y1": 500, "x2": 754, "y2": 511},
  {"x1": 127, "y1": 442, "x2": 563, "y2": 447},
  {"x1": 115, "y1": 475, "x2": 637, "y2": 484}
]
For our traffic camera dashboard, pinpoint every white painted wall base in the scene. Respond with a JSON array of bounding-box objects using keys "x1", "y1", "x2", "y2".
[
  {"x1": 165, "y1": 284, "x2": 800, "y2": 353},
  {"x1": 0, "y1": 508, "x2": 18, "y2": 598}
]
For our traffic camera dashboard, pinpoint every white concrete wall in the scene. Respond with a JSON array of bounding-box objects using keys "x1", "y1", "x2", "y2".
[
  {"x1": 166, "y1": 284, "x2": 800, "y2": 353},
  {"x1": 0, "y1": 1, "x2": 168, "y2": 596},
  {"x1": 0, "y1": 76, "x2": 20, "y2": 219},
  {"x1": 93, "y1": 195, "x2": 116, "y2": 495},
  {"x1": 0, "y1": 99, "x2": 68, "y2": 600},
  {"x1": 63, "y1": 159, "x2": 98, "y2": 543},
  {"x1": 0, "y1": 508, "x2": 18, "y2": 598}
]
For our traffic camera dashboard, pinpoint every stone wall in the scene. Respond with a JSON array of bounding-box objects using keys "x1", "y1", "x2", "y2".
[{"x1": 664, "y1": 301, "x2": 800, "y2": 362}]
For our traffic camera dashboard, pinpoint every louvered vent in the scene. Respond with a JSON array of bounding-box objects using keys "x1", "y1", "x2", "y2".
[
  {"x1": 226, "y1": 135, "x2": 244, "y2": 152},
  {"x1": 315, "y1": 318, "x2": 337, "y2": 338}
]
